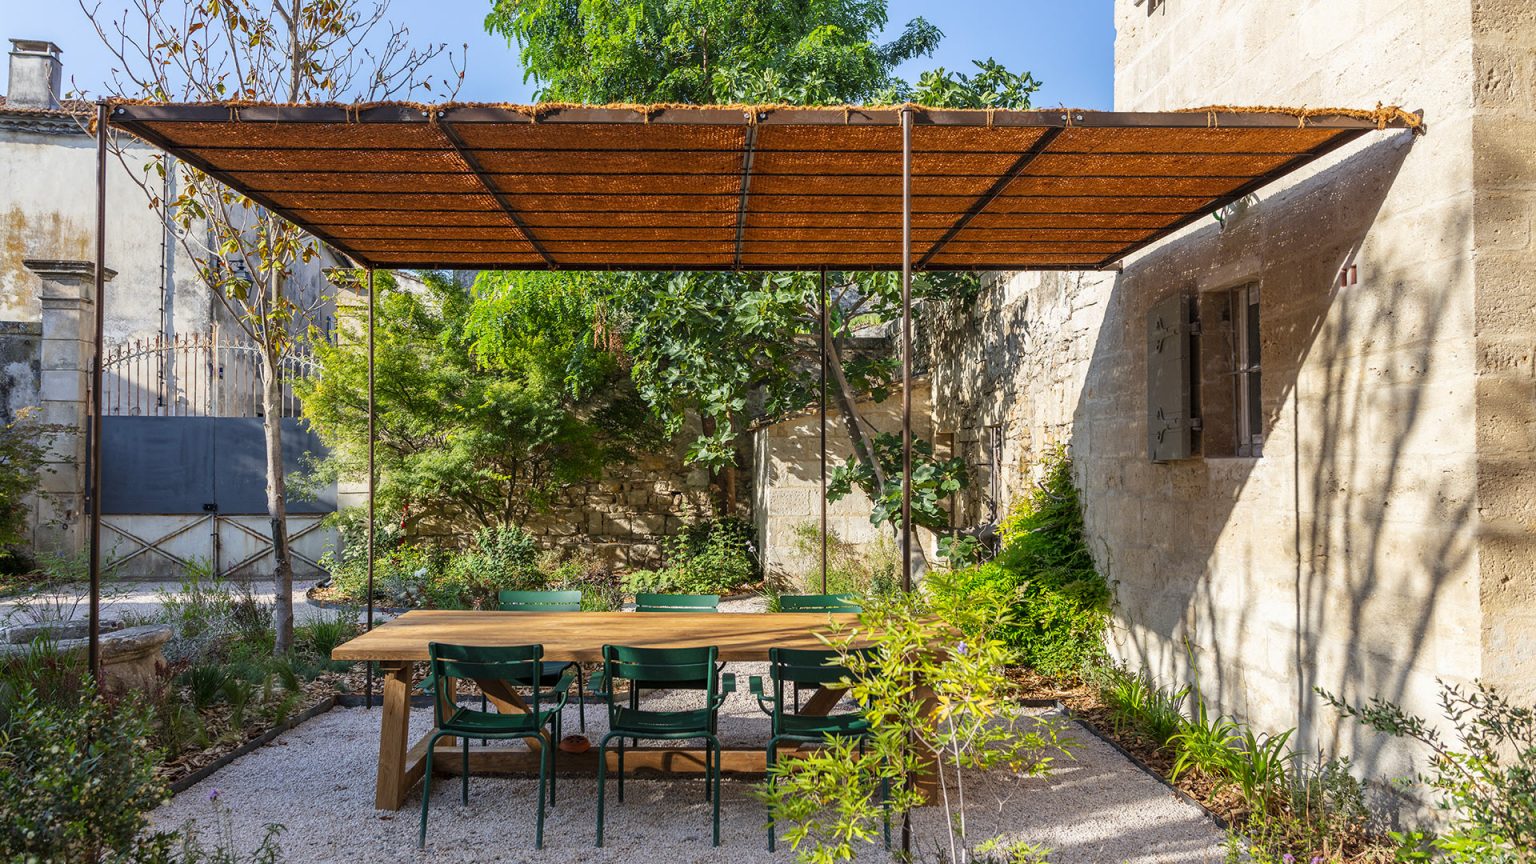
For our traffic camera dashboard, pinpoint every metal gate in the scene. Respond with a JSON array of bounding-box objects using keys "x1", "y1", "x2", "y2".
[{"x1": 98, "y1": 333, "x2": 335, "y2": 581}]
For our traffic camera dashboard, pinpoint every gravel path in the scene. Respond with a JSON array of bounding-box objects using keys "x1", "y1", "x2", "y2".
[{"x1": 152, "y1": 690, "x2": 1230, "y2": 863}]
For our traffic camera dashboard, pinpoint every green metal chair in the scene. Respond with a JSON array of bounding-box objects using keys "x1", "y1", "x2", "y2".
[
  {"x1": 632, "y1": 592, "x2": 720, "y2": 612},
  {"x1": 750, "y1": 646, "x2": 888, "y2": 852},
  {"x1": 417, "y1": 641, "x2": 574, "y2": 850},
  {"x1": 776, "y1": 593, "x2": 861, "y2": 614},
  {"x1": 775, "y1": 595, "x2": 862, "y2": 711},
  {"x1": 590, "y1": 644, "x2": 736, "y2": 847},
  {"x1": 498, "y1": 589, "x2": 587, "y2": 731}
]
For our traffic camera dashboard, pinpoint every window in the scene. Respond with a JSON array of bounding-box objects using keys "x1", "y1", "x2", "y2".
[{"x1": 1231, "y1": 282, "x2": 1262, "y2": 456}]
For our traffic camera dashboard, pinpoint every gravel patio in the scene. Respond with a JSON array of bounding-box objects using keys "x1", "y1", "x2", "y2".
[{"x1": 152, "y1": 688, "x2": 1231, "y2": 863}]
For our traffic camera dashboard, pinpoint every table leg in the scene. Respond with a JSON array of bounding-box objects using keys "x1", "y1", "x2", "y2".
[
  {"x1": 476, "y1": 678, "x2": 544, "y2": 751},
  {"x1": 375, "y1": 661, "x2": 413, "y2": 810}
]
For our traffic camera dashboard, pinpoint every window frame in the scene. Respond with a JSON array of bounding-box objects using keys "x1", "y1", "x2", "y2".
[{"x1": 1231, "y1": 282, "x2": 1263, "y2": 457}]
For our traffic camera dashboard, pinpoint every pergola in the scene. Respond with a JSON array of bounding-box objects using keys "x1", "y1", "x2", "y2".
[{"x1": 83, "y1": 101, "x2": 1419, "y2": 677}]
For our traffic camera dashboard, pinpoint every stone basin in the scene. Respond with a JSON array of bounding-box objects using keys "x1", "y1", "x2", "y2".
[{"x1": 1, "y1": 619, "x2": 173, "y2": 694}]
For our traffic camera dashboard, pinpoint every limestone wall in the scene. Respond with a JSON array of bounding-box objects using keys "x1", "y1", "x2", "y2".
[
  {"x1": 926, "y1": 0, "x2": 1526, "y2": 789},
  {"x1": 752, "y1": 380, "x2": 940, "y2": 585}
]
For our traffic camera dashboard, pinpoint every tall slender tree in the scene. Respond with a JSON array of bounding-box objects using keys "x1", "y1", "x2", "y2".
[{"x1": 81, "y1": 0, "x2": 463, "y2": 652}]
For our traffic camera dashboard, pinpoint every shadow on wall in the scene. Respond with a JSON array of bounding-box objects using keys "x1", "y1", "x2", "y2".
[{"x1": 1065, "y1": 128, "x2": 1473, "y2": 781}]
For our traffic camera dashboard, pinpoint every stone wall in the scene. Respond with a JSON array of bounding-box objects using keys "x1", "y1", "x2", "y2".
[
  {"x1": 521, "y1": 435, "x2": 722, "y2": 573},
  {"x1": 752, "y1": 380, "x2": 940, "y2": 585},
  {"x1": 925, "y1": 0, "x2": 1531, "y2": 793}
]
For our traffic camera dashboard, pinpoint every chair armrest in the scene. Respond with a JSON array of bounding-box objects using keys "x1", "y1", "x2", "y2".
[
  {"x1": 587, "y1": 671, "x2": 612, "y2": 699},
  {"x1": 536, "y1": 669, "x2": 578, "y2": 707},
  {"x1": 721, "y1": 672, "x2": 737, "y2": 694},
  {"x1": 748, "y1": 674, "x2": 777, "y2": 715},
  {"x1": 415, "y1": 671, "x2": 436, "y2": 694}
]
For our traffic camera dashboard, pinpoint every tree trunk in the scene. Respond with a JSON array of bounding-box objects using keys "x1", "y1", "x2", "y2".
[
  {"x1": 820, "y1": 325, "x2": 929, "y2": 571},
  {"x1": 261, "y1": 348, "x2": 295, "y2": 654}
]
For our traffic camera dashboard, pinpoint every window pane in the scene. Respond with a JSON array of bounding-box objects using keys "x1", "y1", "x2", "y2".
[
  {"x1": 1247, "y1": 370, "x2": 1263, "y2": 440},
  {"x1": 1245, "y1": 294, "x2": 1261, "y2": 368}
]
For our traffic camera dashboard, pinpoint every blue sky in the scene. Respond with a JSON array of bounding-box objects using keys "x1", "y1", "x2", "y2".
[{"x1": 1, "y1": 1, "x2": 1112, "y2": 108}]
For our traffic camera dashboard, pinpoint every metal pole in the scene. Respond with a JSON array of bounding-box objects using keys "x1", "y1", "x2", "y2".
[
  {"x1": 899, "y1": 105, "x2": 915, "y2": 857},
  {"x1": 365, "y1": 267, "x2": 376, "y2": 708},
  {"x1": 900, "y1": 107, "x2": 914, "y2": 594},
  {"x1": 818, "y1": 268, "x2": 828, "y2": 593},
  {"x1": 87, "y1": 101, "x2": 108, "y2": 680}
]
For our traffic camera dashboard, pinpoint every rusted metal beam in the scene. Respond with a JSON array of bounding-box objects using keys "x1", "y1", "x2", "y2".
[
  {"x1": 918, "y1": 127, "x2": 1064, "y2": 269},
  {"x1": 435, "y1": 118, "x2": 556, "y2": 268}
]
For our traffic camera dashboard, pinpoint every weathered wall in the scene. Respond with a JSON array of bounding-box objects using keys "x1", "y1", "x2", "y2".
[
  {"x1": 927, "y1": 0, "x2": 1516, "y2": 790},
  {"x1": 0, "y1": 320, "x2": 39, "y2": 424},
  {"x1": 1469, "y1": 0, "x2": 1536, "y2": 712},
  {"x1": 753, "y1": 380, "x2": 939, "y2": 584}
]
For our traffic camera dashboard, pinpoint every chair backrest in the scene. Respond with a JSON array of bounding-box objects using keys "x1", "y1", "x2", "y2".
[
  {"x1": 601, "y1": 644, "x2": 719, "y2": 708},
  {"x1": 765, "y1": 646, "x2": 865, "y2": 728},
  {"x1": 427, "y1": 642, "x2": 546, "y2": 728},
  {"x1": 498, "y1": 589, "x2": 583, "y2": 612},
  {"x1": 633, "y1": 593, "x2": 719, "y2": 613},
  {"x1": 778, "y1": 593, "x2": 862, "y2": 614}
]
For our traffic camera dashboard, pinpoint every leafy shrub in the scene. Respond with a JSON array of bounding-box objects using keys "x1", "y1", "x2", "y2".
[
  {"x1": 1092, "y1": 663, "x2": 1187, "y2": 748},
  {"x1": 0, "y1": 635, "x2": 87, "y2": 726},
  {"x1": 938, "y1": 446, "x2": 1109, "y2": 678},
  {"x1": 762, "y1": 567, "x2": 1072, "y2": 862},
  {"x1": 0, "y1": 408, "x2": 48, "y2": 566},
  {"x1": 779, "y1": 522, "x2": 897, "y2": 601},
  {"x1": 1321, "y1": 680, "x2": 1536, "y2": 862},
  {"x1": 434, "y1": 524, "x2": 543, "y2": 608},
  {"x1": 0, "y1": 685, "x2": 170, "y2": 862},
  {"x1": 539, "y1": 548, "x2": 622, "y2": 610},
  {"x1": 619, "y1": 517, "x2": 759, "y2": 596}
]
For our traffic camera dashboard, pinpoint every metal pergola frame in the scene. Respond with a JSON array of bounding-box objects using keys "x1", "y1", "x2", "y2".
[{"x1": 83, "y1": 100, "x2": 1420, "y2": 688}]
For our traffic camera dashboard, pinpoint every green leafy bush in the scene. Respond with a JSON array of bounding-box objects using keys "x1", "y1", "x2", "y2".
[
  {"x1": 619, "y1": 517, "x2": 759, "y2": 596},
  {"x1": 0, "y1": 408, "x2": 48, "y2": 571},
  {"x1": 762, "y1": 568, "x2": 1072, "y2": 862},
  {"x1": 0, "y1": 685, "x2": 171, "y2": 862},
  {"x1": 775, "y1": 522, "x2": 897, "y2": 602},
  {"x1": 1321, "y1": 680, "x2": 1536, "y2": 862},
  {"x1": 538, "y1": 548, "x2": 623, "y2": 610},
  {"x1": 936, "y1": 446, "x2": 1109, "y2": 678}
]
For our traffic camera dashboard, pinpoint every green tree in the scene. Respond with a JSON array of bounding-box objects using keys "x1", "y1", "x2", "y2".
[
  {"x1": 480, "y1": 1, "x2": 1038, "y2": 554},
  {"x1": 487, "y1": 0, "x2": 943, "y2": 104},
  {"x1": 84, "y1": 0, "x2": 462, "y2": 653},
  {"x1": 298, "y1": 271, "x2": 657, "y2": 537}
]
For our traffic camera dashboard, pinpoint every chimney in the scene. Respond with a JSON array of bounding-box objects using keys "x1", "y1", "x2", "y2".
[{"x1": 7, "y1": 40, "x2": 63, "y2": 109}]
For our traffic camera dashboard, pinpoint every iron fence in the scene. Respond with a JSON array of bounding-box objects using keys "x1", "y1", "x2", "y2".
[{"x1": 101, "y1": 326, "x2": 317, "y2": 418}]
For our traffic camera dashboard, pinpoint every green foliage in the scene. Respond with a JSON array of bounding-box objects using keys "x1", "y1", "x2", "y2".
[
  {"x1": 0, "y1": 684, "x2": 171, "y2": 862},
  {"x1": 299, "y1": 271, "x2": 656, "y2": 536},
  {"x1": 0, "y1": 636, "x2": 87, "y2": 727},
  {"x1": 1168, "y1": 696, "x2": 1243, "y2": 786},
  {"x1": 618, "y1": 517, "x2": 758, "y2": 595},
  {"x1": 910, "y1": 58, "x2": 1040, "y2": 109},
  {"x1": 1092, "y1": 664, "x2": 1188, "y2": 748},
  {"x1": 827, "y1": 432, "x2": 967, "y2": 533},
  {"x1": 0, "y1": 408, "x2": 49, "y2": 569},
  {"x1": 775, "y1": 522, "x2": 897, "y2": 603},
  {"x1": 932, "y1": 448, "x2": 1109, "y2": 678},
  {"x1": 1320, "y1": 680, "x2": 1536, "y2": 862},
  {"x1": 762, "y1": 570, "x2": 1072, "y2": 863},
  {"x1": 486, "y1": 0, "x2": 942, "y2": 105},
  {"x1": 537, "y1": 548, "x2": 624, "y2": 610}
]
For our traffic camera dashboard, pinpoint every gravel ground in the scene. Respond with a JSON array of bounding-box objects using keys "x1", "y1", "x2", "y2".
[
  {"x1": 0, "y1": 579, "x2": 336, "y2": 628},
  {"x1": 152, "y1": 688, "x2": 1230, "y2": 863}
]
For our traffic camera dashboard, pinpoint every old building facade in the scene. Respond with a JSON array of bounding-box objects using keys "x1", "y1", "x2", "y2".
[{"x1": 921, "y1": 0, "x2": 1535, "y2": 786}]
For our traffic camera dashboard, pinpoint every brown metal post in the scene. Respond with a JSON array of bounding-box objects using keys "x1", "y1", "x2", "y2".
[
  {"x1": 900, "y1": 108, "x2": 914, "y2": 594},
  {"x1": 87, "y1": 101, "x2": 108, "y2": 680},
  {"x1": 366, "y1": 267, "x2": 376, "y2": 708},
  {"x1": 819, "y1": 268, "x2": 828, "y2": 593},
  {"x1": 899, "y1": 104, "x2": 915, "y2": 857}
]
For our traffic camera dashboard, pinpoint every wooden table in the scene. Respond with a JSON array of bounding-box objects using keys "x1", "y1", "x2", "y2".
[{"x1": 332, "y1": 610, "x2": 863, "y2": 810}]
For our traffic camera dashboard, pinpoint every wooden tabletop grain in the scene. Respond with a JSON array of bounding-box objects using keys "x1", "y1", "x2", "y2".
[{"x1": 331, "y1": 610, "x2": 863, "y2": 663}]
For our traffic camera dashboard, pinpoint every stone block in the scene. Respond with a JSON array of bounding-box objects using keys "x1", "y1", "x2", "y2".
[{"x1": 39, "y1": 368, "x2": 86, "y2": 403}]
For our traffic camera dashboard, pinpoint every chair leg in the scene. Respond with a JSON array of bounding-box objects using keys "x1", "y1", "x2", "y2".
[
  {"x1": 703, "y1": 738, "x2": 712, "y2": 801},
  {"x1": 481, "y1": 693, "x2": 489, "y2": 746},
  {"x1": 706, "y1": 733, "x2": 722, "y2": 847},
  {"x1": 576, "y1": 667, "x2": 586, "y2": 732},
  {"x1": 595, "y1": 733, "x2": 615, "y2": 847},
  {"x1": 549, "y1": 713, "x2": 560, "y2": 807},
  {"x1": 535, "y1": 732, "x2": 549, "y2": 850},
  {"x1": 617, "y1": 737, "x2": 625, "y2": 803},
  {"x1": 417, "y1": 733, "x2": 439, "y2": 849},
  {"x1": 766, "y1": 735, "x2": 781, "y2": 852},
  {"x1": 461, "y1": 737, "x2": 470, "y2": 806}
]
